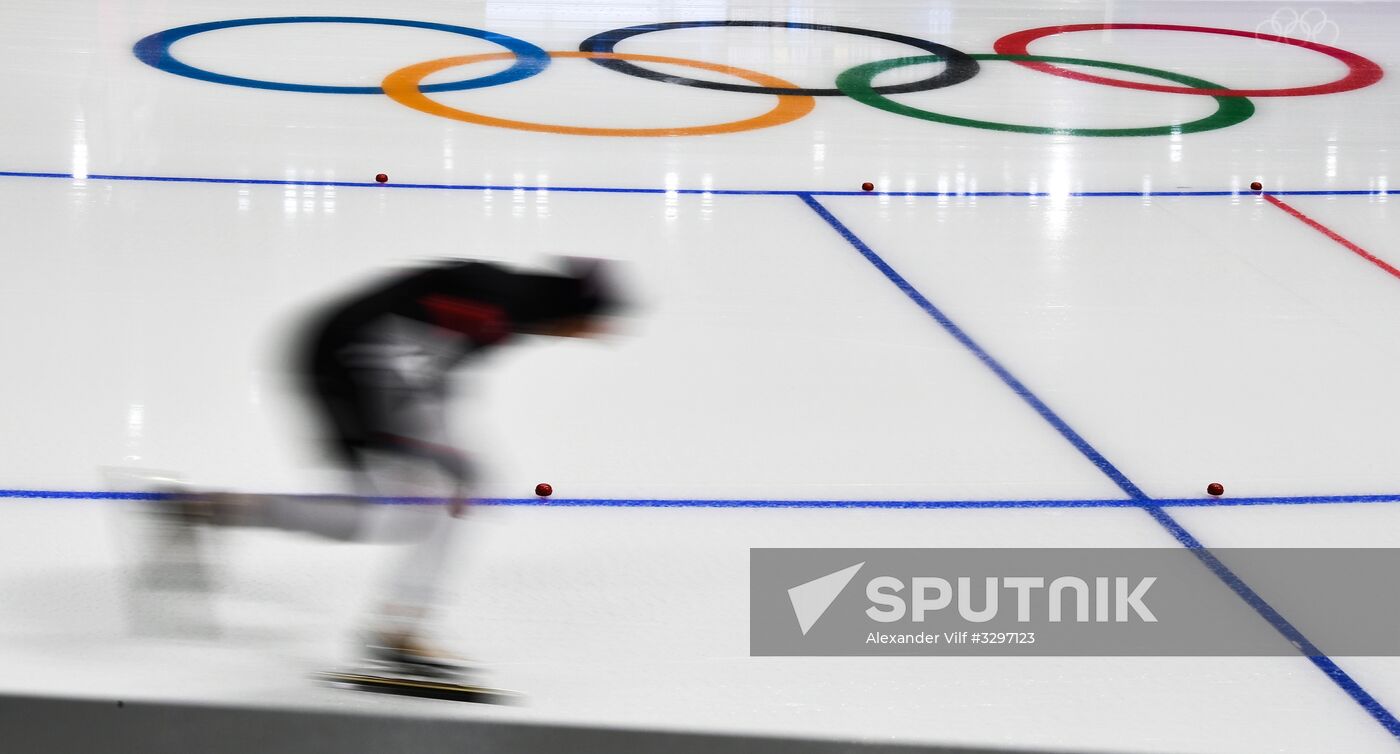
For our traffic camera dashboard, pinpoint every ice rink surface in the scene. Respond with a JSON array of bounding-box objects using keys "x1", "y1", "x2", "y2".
[{"x1": 3, "y1": 1, "x2": 1400, "y2": 751}]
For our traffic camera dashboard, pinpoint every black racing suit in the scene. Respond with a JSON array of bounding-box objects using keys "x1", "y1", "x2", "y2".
[{"x1": 302, "y1": 261, "x2": 520, "y2": 481}]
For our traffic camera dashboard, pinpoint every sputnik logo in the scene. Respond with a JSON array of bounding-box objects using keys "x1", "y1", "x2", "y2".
[{"x1": 788, "y1": 562, "x2": 864, "y2": 635}]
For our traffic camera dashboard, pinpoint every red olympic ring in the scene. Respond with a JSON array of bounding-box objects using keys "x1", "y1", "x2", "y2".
[{"x1": 993, "y1": 23, "x2": 1383, "y2": 97}]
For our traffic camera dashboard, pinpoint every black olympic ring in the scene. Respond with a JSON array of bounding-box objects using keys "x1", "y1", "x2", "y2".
[{"x1": 578, "y1": 20, "x2": 980, "y2": 97}]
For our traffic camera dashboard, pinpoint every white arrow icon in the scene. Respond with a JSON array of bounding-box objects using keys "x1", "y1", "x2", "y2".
[{"x1": 788, "y1": 562, "x2": 864, "y2": 635}]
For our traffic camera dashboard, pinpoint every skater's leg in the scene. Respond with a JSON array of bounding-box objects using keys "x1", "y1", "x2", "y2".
[
  {"x1": 182, "y1": 481, "x2": 454, "y2": 544},
  {"x1": 222, "y1": 492, "x2": 370, "y2": 541},
  {"x1": 303, "y1": 324, "x2": 476, "y2": 664},
  {"x1": 354, "y1": 447, "x2": 471, "y2": 666}
]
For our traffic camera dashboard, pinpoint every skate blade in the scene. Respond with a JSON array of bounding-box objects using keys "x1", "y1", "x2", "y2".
[
  {"x1": 363, "y1": 655, "x2": 483, "y2": 679},
  {"x1": 318, "y1": 670, "x2": 520, "y2": 704}
]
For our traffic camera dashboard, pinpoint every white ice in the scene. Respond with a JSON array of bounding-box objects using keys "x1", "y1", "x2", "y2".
[{"x1": 2, "y1": 1, "x2": 1399, "y2": 752}]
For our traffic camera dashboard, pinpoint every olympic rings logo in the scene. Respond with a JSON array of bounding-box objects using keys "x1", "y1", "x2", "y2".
[
  {"x1": 1256, "y1": 9, "x2": 1341, "y2": 46},
  {"x1": 134, "y1": 18, "x2": 1383, "y2": 138}
]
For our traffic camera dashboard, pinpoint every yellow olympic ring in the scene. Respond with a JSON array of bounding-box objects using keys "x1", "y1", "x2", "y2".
[{"x1": 381, "y1": 51, "x2": 815, "y2": 137}]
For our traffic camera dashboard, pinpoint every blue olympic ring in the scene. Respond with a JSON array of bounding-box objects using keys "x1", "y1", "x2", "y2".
[{"x1": 133, "y1": 16, "x2": 551, "y2": 95}]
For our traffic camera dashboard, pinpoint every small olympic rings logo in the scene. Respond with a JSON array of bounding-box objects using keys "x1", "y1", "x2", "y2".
[
  {"x1": 134, "y1": 17, "x2": 1383, "y2": 138},
  {"x1": 1256, "y1": 8, "x2": 1341, "y2": 45}
]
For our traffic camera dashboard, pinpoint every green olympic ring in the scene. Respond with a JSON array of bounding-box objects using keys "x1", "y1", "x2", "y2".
[{"x1": 836, "y1": 54, "x2": 1255, "y2": 137}]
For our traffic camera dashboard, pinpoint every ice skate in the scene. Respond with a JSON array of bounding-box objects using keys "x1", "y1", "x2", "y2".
[
  {"x1": 319, "y1": 634, "x2": 514, "y2": 704},
  {"x1": 316, "y1": 666, "x2": 518, "y2": 704},
  {"x1": 362, "y1": 632, "x2": 479, "y2": 680}
]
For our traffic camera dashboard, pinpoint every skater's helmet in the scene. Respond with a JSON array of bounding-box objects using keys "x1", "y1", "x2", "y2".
[{"x1": 513, "y1": 257, "x2": 626, "y2": 326}]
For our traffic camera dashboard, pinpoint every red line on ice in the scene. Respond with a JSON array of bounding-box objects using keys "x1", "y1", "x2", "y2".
[{"x1": 1263, "y1": 193, "x2": 1400, "y2": 282}]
